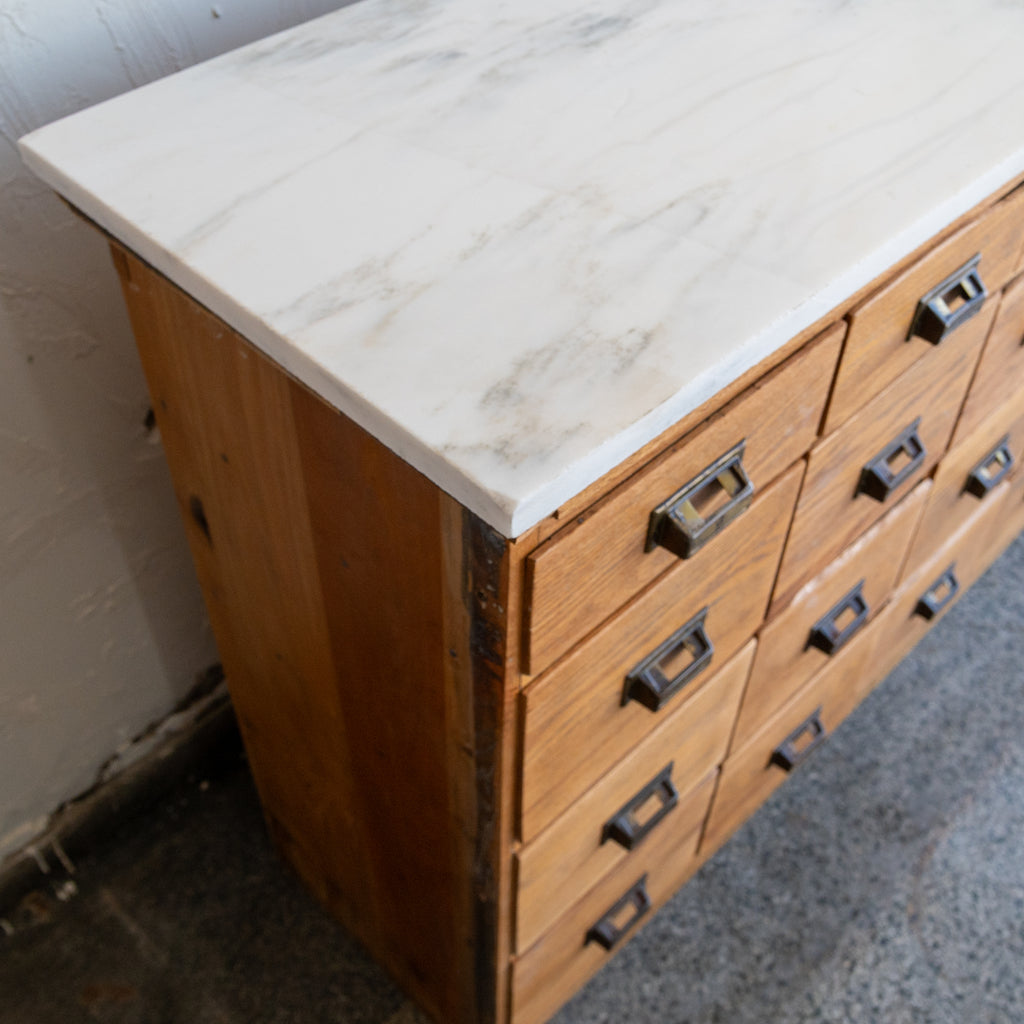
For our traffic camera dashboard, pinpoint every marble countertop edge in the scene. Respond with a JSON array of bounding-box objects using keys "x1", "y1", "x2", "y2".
[{"x1": 20, "y1": 140, "x2": 1024, "y2": 540}]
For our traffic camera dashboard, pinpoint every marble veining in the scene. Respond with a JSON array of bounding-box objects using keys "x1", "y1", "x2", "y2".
[{"x1": 19, "y1": 0, "x2": 1024, "y2": 534}]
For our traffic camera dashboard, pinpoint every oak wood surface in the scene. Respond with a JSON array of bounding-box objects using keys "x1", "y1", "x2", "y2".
[
  {"x1": 734, "y1": 481, "x2": 929, "y2": 753},
  {"x1": 700, "y1": 613, "x2": 884, "y2": 861},
  {"x1": 519, "y1": 463, "x2": 802, "y2": 842},
  {"x1": 510, "y1": 771, "x2": 716, "y2": 1024},
  {"x1": 953, "y1": 272, "x2": 1024, "y2": 445},
  {"x1": 997, "y1": 466, "x2": 1024, "y2": 553},
  {"x1": 825, "y1": 187, "x2": 1024, "y2": 432},
  {"x1": 873, "y1": 477, "x2": 1020, "y2": 683},
  {"x1": 523, "y1": 325, "x2": 841, "y2": 676},
  {"x1": 905, "y1": 390, "x2": 1024, "y2": 576},
  {"x1": 514, "y1": 641, "x2": 752, "y2": 952},
  {"x1": 772, "y1": 312, "x2": 991, "y2": 612},
  {"x1": 112, "y1": 246, "x2": 516, "y2": 1024}
]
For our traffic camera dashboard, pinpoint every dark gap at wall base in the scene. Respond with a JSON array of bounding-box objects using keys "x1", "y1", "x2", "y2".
[{"x1": 0, "y1": 697, "x2": 242, "y2": 922}]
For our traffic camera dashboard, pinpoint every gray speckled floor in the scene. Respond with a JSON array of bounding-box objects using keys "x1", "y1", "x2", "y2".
[{"x1": 2, "y1": 533, "x2": 1022, "y2": 1024}]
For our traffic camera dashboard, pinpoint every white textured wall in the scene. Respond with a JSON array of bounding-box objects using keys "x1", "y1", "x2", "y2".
[{"x1": 0, "y1": 0, "x2": 349, "y2": 858}]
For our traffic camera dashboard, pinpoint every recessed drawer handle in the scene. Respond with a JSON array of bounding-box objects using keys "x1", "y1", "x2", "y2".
[
  {"x1": 858, "y1": 418, "x2": 926, "y2": 502},
  {"x1": 770, "y1": 707, "x2": 828, "y2": 772},
  {"x1": 585, "y1": 874, "x2": 652, "y2": 952},
  {"x1": 602, "y1": 763, "x2": 679, "y2": 851},
  {"x1": 908, "y1": 253, "x2": 987, "y2": 344},
  {"x1": 646, "y1": 441, "x2": 755, "y2": 559},
  {"x1": 622, "y1": 608, "x2": 714, "y2": 713},
  {"x1": 914, "y1": 563, "x2": 960, "y2": 621},
  {"x1": 964, "y1": 436, "x2": 1014, "y2": 498},
  {"x1": 807, "y1": 580, "x2": 869, "y2": 656}
]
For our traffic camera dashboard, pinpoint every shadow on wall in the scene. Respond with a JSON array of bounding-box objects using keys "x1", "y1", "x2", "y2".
[{"x1": 0, "y1": 0, "x2": 354, "y2": 858}]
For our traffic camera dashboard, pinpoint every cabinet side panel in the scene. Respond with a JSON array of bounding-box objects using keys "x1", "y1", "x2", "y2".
[
  {"x1": 109, "y1": 247, "x2": 364, "y2": 891},
  {"x1": 112, "y1": 246, "x2": 510, "y2": 1024}
]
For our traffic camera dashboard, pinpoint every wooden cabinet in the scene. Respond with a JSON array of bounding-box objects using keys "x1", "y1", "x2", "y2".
[{"x1": 106, "y1": 172, "x2": 1024, "y2": 1024}]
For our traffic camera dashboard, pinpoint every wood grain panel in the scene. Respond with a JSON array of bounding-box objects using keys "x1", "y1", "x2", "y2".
[
  {"x1": 954, "y1": 272, "x2": 1024, "y2": 445},
  {"x1": 873, "y1": 479, "x2": 1020, "y2": 683},
  {"x1": 523, "y1": 325, "x2": 842, "y2": 676},
  {"x1": 905, "y1": 394, "x2": 1024, "y2": 576},
  {"x1": 996, "y1": 466, "x2": 1024, "y2": 554},
  {"x1": 734, "y1": 482, "x2": 929, "y2": 752},
  {"x1": 700, "y1": 616, "x2": 883, "y2": 861},
  {"x1": 773, "y1": 314, "x2": 990, "y2": 612},
  {"x1": 511, "y1": 771, "x2": 716, "y2": 1024},
  {"x1": 825, "y1": 189, "x2": 1024, "y2": 432},
  {"x1": 520, "y1": 463, "x2": 802, "y2": 841},
  {"x1": 515, "y1": 642, "x2": 751, "y2": 952},
  {"x1": 112, "y1": 247, "x2": 515, "y2": 1024}
]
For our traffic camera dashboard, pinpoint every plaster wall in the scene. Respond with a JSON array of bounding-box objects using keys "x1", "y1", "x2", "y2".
[{"x1": 0, "y1": 0, "x2": 349, "y2": 858}]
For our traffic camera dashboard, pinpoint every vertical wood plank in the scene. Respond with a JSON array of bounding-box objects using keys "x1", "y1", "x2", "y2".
[{"x1": 111, "y1": 245, "x2": 516, "y2": 1024}]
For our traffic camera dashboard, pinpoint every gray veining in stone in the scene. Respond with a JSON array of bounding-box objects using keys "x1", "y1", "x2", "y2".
[{"x1": 19, "y1": 0, "x2": 1024, "y2": 533}]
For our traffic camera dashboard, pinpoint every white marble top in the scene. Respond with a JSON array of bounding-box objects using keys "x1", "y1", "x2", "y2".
[{"x1": 19, "y1": 0, "x2": 1024, "y2": 536}]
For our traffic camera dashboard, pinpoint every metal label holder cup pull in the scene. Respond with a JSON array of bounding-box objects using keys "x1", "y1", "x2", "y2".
[
  {"x1": 622, "y1": 608, "x2": 714, "y2": 712},
  {"x1": 965, "y1": 436, "x2": 1014, "y2": 498},
  {"x1": 770, "y1": 707, "x2": 828, "y2": 772},
  {"x1": 915, "y1": 563, "x2": 960, "y2": 621},
  {"x1": 908, "y1": 253, "x2": 987, "y2": 344},
  {"x1": 601, "y1": 763, "x2": 679, "y2": 851},
  {"x1": 807, "y1": 580, "x2": 870, "y2": 656},
  {"x1": 858, "y1": 418, "x2": 926, "y2": 502},
  {"x1": 585, "y1": 874, "x2": 652, "y2": 952},
  {"x1": 646, "y1": 440, "x2": 754, "y2": 559}
]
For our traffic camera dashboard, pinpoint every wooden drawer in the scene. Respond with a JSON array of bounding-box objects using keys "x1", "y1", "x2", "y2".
[
  {"x1": 519, "y1": 465, "x2": 800, "y2": 841},
  {"x1": 825, "y1": 188, "x2": 1024, "y2": 432},
  {"x1": 511, "y1": 770, "x2": 716, "y2": 1024},
  {"x1": 872, "y1": 477, "x2": 1022, "y2": 683},
  {"x1": 522, "y1": 325, "x2": 842, "y2": 676},
  {"x1": 700, "y1": 614, "x2": 884, "y2": 859},
  {"x1": 733, "y1": 482, "x2": 929, "y2": 753},
  {"x1": 905, "y1": 392, "x2": 1024, "y2": 575},
  {"x1": 773, "y1": 316, "x2": 988, "y2": 611},
  {"x1": 999, "y1": 467, "x2": 1024, "y2": 553},
  {"x1": 514, "y1": 642, "x2": 749, "y2": 952},
  {"x1": 954, "y1": 272, "x2": 1024, "y2": 445}
]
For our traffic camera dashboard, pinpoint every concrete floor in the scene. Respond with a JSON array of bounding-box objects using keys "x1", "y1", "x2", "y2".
[{"x1": 2, "y1": 532, "x2": 1023, "y2": 1024}]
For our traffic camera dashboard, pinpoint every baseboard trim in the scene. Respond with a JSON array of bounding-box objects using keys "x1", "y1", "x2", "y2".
[{"x1": 0, "y1": 693, "x2": 241, "y2": 919}]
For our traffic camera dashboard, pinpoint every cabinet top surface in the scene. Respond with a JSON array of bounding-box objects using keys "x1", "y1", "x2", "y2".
[{"x1": 20, "y1": 0, "x2": 1024, "y2": 535}]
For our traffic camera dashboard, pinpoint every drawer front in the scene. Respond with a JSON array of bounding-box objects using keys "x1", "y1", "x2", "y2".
[
  {"x1": 825, "y1": 190, "x2": 1024, "y2": 432},
  {"x1": 872, "y1": 479, "x2": 1020, "y2": 684},
  {"x1": 522, "y1": 325, "x2": 842, "y2": 676},
  {"x1": 999, "y1": 468, "x2": 1024, "y2": 554},
  {"x1": 511, "y1": 771, "x2": 715, "y2": 1024},
  {"x1": 734, "y1": 482, "x2": 929, "y2": 753},
  {"x1": 905, "y1": 393, "x2": 1024, "y2": 576},
  {"x1": 515, "y1": 645, "x2": 749, "y2": 952},
  {"x1": 520, "y1": 465, "x2": 801, "y2": 841},
  {"x1": 700, "y1": 616, "x2": 883, "y2": 860},
  {"x1": 773, "y1": 317, "x2": 988, "y2": 611},
  {"x1": 954, "y1": 272, "x2": 1024, "y2": 445}
]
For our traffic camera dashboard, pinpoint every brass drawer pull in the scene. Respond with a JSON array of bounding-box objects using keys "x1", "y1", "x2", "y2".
[
  {"x1": 915, "y1": 564, "x2": 960, "y2": 621},
  {"x1": 858, "y1": 418, "x2": 926, "y2": 502},
  {"x1": 770, "y1": 707, "x2": 828, "y2": 772},
  {"x1": 646, "y1": 441, "x2": 754, "y2": 559},
  {"x1": 622, "y1": 609, "x2": 714, "y2": 712},
  {"x1": 585, "y1": 874, "x2": 652, "y2": 952},
  {"x1": 908, "y1": 254, "x2": 987, "y2": 344},
  {"x1": 807, "y1": 580, "x2": 869, "y2": 656},
  {"x1": 602, "y1": 763, "x2": 679, "y2": 851},
  {"x1": 964, "y1": 436, "x2": 1014, "y2": 498}
]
